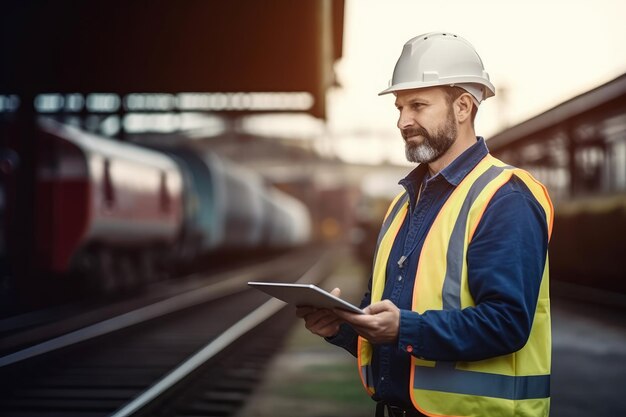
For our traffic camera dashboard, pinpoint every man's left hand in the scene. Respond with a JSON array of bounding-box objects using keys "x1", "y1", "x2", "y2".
[{"x1": 334, "y1": 300, "x2": 400, "y2": 344}]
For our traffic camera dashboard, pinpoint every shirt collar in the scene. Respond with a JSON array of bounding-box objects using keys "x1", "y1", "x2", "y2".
[
  {"x1": 399, "y1": 137, "x2": 489, "y2": 194},
  {"x1": 438, "y1": 136, "x2": 489, "y2": 186}
]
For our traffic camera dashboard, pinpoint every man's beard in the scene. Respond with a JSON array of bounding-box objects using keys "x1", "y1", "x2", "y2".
[{"x1": 402, "y1": 108, "x2": 458, "y2": 164}]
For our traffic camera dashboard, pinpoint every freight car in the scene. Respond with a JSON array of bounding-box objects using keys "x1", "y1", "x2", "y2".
[
  {"x1": 13, "y1": 119, "x2": 311, "y2": 294},
  {"x1": 163, "y1": 146, "x2": 311, "y2": 263}
]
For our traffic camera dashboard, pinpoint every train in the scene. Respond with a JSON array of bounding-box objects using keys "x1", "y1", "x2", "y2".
[{"x1": 4, "y1": 118, "x2": 312, "y2": 295}]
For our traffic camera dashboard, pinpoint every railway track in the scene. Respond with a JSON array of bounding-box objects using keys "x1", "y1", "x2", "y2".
[{"x1": 0, "y1": 246, "x2": 338, "y2": 416}]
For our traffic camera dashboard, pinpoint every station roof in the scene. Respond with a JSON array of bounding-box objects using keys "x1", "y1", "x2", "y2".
[
  {"x1": 488, "y1": 73, "x2": 626, "y2": 150},
  {"x1": 0, "y1": 0, "x2": 344, "y2": 119}
]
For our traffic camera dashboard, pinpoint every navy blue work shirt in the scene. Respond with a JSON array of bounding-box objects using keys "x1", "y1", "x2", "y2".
[{"x1": 327, "y1": 137, "x2": 549, "y2": 410}]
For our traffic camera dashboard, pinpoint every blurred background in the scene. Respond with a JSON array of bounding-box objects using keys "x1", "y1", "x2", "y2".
[{"x1": 0, "y1": 1, "x2": 624, "y2": 416}]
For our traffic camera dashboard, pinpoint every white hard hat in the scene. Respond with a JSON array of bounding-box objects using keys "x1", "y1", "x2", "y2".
[{"x1": 379, "y1": 32, "x2": 495, "y2": 104}]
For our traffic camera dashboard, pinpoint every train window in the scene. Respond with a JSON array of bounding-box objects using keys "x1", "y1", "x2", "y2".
[
  {"x1": 159, "y1": 171, "x2": 171, "y2": 213},
  {"x1": 0, "y1": 95, "x2": 20, "y2": 112},
  {"x1": 520, "y1": 143, "x2": 544, "y2": 164},
  {"x1": 34, "y1": 94, "x2": 64, "y2": 113},
  {"x1": 608, "y1": 139, "x2": 626, "y2": 191},
  {"x1": 602, "y1": 115, "x2": 626, "y2": 192},
  {"x1": 86, "y1": 93, "x2": 120, "y2": 113},
  {"x1": 103, "y1": 159, "x2": 115, "y2": 209},
  {"x1": 575, "y1": 146, "x2": 605, "y2": 194}
]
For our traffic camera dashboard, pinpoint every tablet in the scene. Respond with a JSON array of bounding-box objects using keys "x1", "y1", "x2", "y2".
[{"x1": 248, "y1": 282, "x2": 365, "y2": 314}]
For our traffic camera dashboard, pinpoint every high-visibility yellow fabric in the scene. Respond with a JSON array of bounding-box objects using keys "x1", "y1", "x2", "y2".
[{"x1": 357, "y1": 154, "x2": 553, "y2": 417}]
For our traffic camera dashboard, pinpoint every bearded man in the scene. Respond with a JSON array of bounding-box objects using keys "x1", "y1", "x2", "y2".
[{"x1": 297, "y1": 33, "x2": 553, "y2": 417}]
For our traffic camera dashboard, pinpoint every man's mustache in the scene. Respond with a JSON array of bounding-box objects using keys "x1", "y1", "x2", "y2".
[{"x1": 401, "y1": 127, "x2": 429, "y2": 141}]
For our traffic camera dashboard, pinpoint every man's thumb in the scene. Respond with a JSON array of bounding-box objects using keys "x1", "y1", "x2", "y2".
[{"x1": 330, "y1": 287, "x2": 341, "y2": 297}]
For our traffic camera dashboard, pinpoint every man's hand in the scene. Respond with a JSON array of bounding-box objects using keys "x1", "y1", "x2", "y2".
[
  {"x1": 334, "y1": 299, "x2": 400, "y2": 344},
  {"x1": 296, "y1": 287, "x2": 344, "y2": 338}
]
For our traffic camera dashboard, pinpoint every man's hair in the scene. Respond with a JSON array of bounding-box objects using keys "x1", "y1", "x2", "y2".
[{"x1": 444, "y1": 86, "x2": 478, "y2": 126}]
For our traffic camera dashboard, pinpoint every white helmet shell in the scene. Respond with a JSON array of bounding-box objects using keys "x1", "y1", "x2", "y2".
[{"x1": 379, "y1": 32, "x2": 495, "y2": 103}]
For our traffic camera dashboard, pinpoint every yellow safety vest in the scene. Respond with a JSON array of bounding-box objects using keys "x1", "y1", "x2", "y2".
[{"x1": 358, "y1": 154, "x2": 553, "y2": 417}]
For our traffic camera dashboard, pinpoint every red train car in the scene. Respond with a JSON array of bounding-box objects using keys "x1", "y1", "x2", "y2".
[{"x1": 36, "y1": 120, "x2": 184, "y2": 290}]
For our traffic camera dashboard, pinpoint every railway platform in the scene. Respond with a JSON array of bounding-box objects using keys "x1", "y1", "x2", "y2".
[{"x1": 240, "y1": 254, "x2": 626, "y2": 417}]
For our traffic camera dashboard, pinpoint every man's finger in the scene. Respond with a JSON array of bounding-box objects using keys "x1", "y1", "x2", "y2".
[
  {"x1": 305, "y1": 309, "x2": 338, "y2": 328},
  {"x1": 333, "y1": 308, "x2": 378, "y2": 330},
  {"x1": 295, "y1": 306, "x2": 317, "y2": 318},
  {"x1": 310, "y1": 316, "x2": 342, "y2": 333},
  {"x1": 333, "y1": 308, "x2": 363, "y2": 320},
  {"x1": 364, "y1": 300, "x2": 397, "y2": 315}
]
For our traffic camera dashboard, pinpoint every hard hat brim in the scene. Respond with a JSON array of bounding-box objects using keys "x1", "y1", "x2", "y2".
[{"x1": 378, "y1": 77, "x2": 496, "y2": 99}]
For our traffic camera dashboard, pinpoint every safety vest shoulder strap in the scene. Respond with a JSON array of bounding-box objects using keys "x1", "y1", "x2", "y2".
[
  {"x1": 370, "y1": 191, "x2": 409, "y2": 303},
  {"x1": 358, "y1": 190, "x2": 409, "y2": 397}
]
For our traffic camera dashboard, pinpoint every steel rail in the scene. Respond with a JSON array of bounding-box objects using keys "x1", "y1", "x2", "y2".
[
  {"x1": 109, "y1": 252, "x2": 331, "y2": 417},
  {"x1": 0, "y1": 253, "x2": 309, "y2": 368}
]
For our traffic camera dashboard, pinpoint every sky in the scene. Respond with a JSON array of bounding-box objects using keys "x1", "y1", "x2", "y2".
[{"x1": 320, "y1": 0, "x2": 626, "y2": 165}]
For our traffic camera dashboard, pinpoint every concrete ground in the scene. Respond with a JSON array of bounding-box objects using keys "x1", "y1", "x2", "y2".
[{"x1": 237, "y1": 254, "x2": 375, "y2": 417}]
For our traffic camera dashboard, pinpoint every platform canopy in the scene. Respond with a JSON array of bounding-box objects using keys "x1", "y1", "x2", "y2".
[{"x1": 0, "y1": 0, "x2": 344, "y2": 119}]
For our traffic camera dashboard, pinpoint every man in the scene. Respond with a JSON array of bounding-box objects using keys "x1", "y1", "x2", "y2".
[{"x1": 297, "y1": 32, "x2": 553, "y2": 417}]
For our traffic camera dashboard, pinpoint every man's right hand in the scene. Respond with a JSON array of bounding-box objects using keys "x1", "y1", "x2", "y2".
[{"x1": 295, "y1": 287, "x2": 344, "y2": 338}]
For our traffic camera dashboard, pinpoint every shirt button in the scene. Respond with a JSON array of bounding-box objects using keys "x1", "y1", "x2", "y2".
[
  {"x1": 397, "y1": 275, "x2": 403, "y2": 281},
  {"x1": 381, "y1": 376, "x2": 385, "y2": 381}
]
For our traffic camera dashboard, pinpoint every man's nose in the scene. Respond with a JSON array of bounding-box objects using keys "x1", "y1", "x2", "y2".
[{"x1": 397, "y1": 110, "x2": 415, "y2": 130}]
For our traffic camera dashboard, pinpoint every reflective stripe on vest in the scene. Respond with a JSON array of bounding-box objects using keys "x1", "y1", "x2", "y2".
[
  {"x1": 413, "y1": 365, "x2": 550, "y2": 400},
  {"x1": 358, "y1": 154, "x2": 553, "y2": 417},
  {"x1": 441, "y1": 164, "x2": 510, "y2": 310}
]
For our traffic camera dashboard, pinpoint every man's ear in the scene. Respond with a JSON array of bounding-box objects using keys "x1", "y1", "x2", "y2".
[{"x1": 455, "y1": 93, "x2": 474, "y2": 123}]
